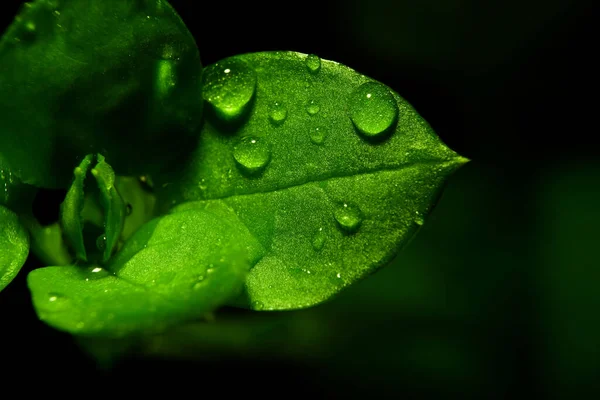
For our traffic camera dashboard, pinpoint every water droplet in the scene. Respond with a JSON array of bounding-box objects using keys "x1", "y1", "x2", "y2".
[
  {"x1": 312, "y1": 228, "x2": 326, "y2": 251},
  {"x1": 415, "y1": 211, "x2": 425, "y2": 226},
  {"x1": 192, "y1": 278, "x2": 205, "y2": 290},
  {"x1": 96, "y1": 234, "x2": 107, "y2": 251},
  {"x1": 310, "y1": 126, "x2": 326, "y2": 145},
  {"x1": 268, "y1": 101, "x2": 287, "y2": 125},
  {"x1": 252, "y1": 301, "x2": 265, "y2": 310},
  {"x1": 305, "y1": 99, "x2": 320, "y2": 115},
  {"x1": 348, "y1": 82, "x2": 399, "y2": 138},
  {"x1": 233, "y1": 136, "x2": 271, "y2": 174},
  {"x1": 336, "y1": 273, "x2": 341, "y2": 279},
  {"x1": 334, "y1": 203, "x2": 362, "y2": 233},
  {"x1": 84, "y1": 266, "x2": 111, "y2": 280},
  {"x1": 202, "y1": 59, "x2": 257, "y2": 121},
  {"x1": 46, "y1": 293, "x2": 69, "y2": 310},
  {"x1": 126, "y1": 204, "x2": 133, "y2": 215},
  {"x1": 305, "y1": 54, "x2": 321, "y2": 74}
]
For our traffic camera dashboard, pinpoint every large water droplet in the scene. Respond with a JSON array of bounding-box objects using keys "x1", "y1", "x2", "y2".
[
  {"x1": 202, "y1": 59, "x2": 257, "y2": 121},
  {"x1": 348, "y1": 82, "x2": 398, "y2": 138},
  {"x1": 310, "y1": 126, "x2": 327, "y2": 145},
  {"x1": 334, "y1": 203, "x2": 362, "y2": 233},
  {"x1": 233, "y1": 137, "x2": 271, "y2": 174},
  {"x1": 268, "y1": 101, "x2": 287, "y2": 125},
  {"x1": 312, "y1": 228, "x2": 326, "y2": 251},
  {"x1": 305, "y1": 99, "x2": 320, "y2": 115},
  {"x1": 305, "y1": 54, "x2": 321, "y2": 74}
]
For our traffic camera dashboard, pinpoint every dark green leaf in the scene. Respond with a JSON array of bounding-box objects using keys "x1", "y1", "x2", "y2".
[
  {"x1": 0, "y1": 0, "x2": 202, "y2": 188},
  {"x1": 0, "y1": 205, "x2": 30, "y2": 292},
  {"x1": 157, "y1": 52, "x2": 468, "y2": 310},
  {"x1": 59, "y1": 154, "x2": 93, "y2": 262},
  {"x1": 92, "y1": 154, "x2": 126, "y2": 262},
  {"x1": 28, "y1": 208, "x2": 252, "y2": 337}
]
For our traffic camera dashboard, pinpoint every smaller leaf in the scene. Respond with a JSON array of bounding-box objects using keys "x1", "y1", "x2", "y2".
[
  {"x1": 59, "y1": 154, "x2": 94, "y2": 262},
  {"x1": 28, "y1": 208, "x2": 252, "y2": 337},
  {"x1": 91, "y1": 154, "x2": 125, "y2": 262},
  {"x1": 0, "y1": 205, "x2": 30, "y2": 292}
]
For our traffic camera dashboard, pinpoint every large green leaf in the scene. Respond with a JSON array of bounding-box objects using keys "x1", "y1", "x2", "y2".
[
  {"x1": 28, "y1": 208, "x2": 253, "y2": 337},
  {"x1": 157, "y1": 51, "x2": 468, "y2": 310},
  {"x1": 0, "y1": 205, "x2": 30, "y2": 292},
  {"x1": 0, "y1": 0, "x2": 202, "y2": 188}
]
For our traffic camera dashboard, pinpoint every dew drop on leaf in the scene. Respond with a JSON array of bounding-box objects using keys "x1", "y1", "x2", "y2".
[
  {"x1": 334, "y1": 203, "x2": 362, "y2": 234},
  {"x1": 305, "y1": 99, "x2": 320, "y2": 115},
  {"x1": 202, "y1": 59, "x2": 257, "y2": 121},
  {"x1": 84, "y1": 266, "x2": 111, "y2": 281},
  {"x1": 96, "y1": 234, "x2": 107, "y2": 251},
  {"x1": 233, "y1": 136, "x2": 271, "y2": 174},
  {"x1": 312, "y1": 227, "x2": 326, "y2": 251},
  {"x1": 415, "y1": 211, "x2": 424, "y2": 226},
  {"x1": 252, "y1": 300, "x2": 265, "y2": 310},
  {"x1": 310, "y1": 126, "x2": 326, "y2": 145},
  {"x1": 268, "y1": 100, "x2": 287, "y2": 125},
  {"x1": 46, "y1": 293, "x2": 69, "y2": 310},
  {"x1": 305, "y1": 54, "x2": 321, "y2": 74},
  {"x1": 348, "y1": 82, "x2": 399, "y2": 138},
  {"x1": 126, "y1": 204, "x2": 133, "y2": 216}
]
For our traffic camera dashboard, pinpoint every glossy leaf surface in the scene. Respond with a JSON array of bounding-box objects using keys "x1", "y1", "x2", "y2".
[
  {"x1": 28, "y1": 208, "x2": 251, "y2": 337},
  {"x1": 0, "y1": 0, "x2": 202, "y2": 188},
  {"x1": 157, "y1": 51, "x2": 468, "y2": 310},
  {"x1": 0, "y1": 205, "x2": 30, "y2": 292}
]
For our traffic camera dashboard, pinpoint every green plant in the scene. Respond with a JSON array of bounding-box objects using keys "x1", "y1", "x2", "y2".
[{"x1": 1, "y1": 0, "x2": 467, "y2": 349}]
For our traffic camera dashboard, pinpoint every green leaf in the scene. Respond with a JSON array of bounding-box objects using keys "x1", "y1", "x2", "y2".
[
  {"x1": 0, "y1": 205, "x2": 30, "y2": 292},
  {"x1": 28, "y1": 208, "x2": 252, "y2": 337},
  {"x1": 157, "y1": 51, "x2": 468, "y2": 310},
  {"x1": 92, "y1": 154, "x2": 126, "y2": 263},
  {"x1": 0, "y1": 0, "x2": 202, "y2": 188},
  {"x1": 59, "y1": 154, "x2": 94, "y2": 262}
]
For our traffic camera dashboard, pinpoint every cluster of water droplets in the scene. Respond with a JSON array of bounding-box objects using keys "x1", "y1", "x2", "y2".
[{"x1": 199, "y1": 52, "x2": 406, "y2": 251}]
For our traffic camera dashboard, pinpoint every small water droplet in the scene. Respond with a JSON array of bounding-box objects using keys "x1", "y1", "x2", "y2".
[
  {"x1": 348, "y1": 82, "x2": 399, "y2": 138},
  {"x1": 305, "y1": 99, "x2": 320, "y2": 115},
  {"x1": 126, "y1": 204, "x2": 133, "y2": 215},
  {"x1": 305, "y1": 54, "x2": 321, "y2": 74},
  {"x1": 46, "y1": 293, "x2": 69, "y2": 310},
  {"x1": 202, "y1": 59, "x2": 257, "y2": 121},
  {"x1": 252, "y1": 301, "x2": 265, "y2": 310},
  {"x1": 334, "y1": 203, "x2": 362, "y2": 234},
  {"x1": 415, "y1": 211, "x2": 425, "y2": 226},
  {"x1": 312, "y1": 228, "x2": 326, "y2": 251},
  {"x1": 96, "y1": 234, "x2": 107, "y2": 251},
  {"x1": 268, "y1": 101, "x2": 287, "y2": 125},
  {"x1": 233, "y1": 136, "x2": 271, "y2": 174},
  {"x1": 310, "y1": 126, "x2": 327, "y2": 145},
  {"x1": 84, "y1": 266, "x2": 111, "y2": 280}
]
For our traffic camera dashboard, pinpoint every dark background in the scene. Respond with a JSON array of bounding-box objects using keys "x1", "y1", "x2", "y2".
[{"x1": 1, "y1": 0, "x2": 597, "y2": 397}]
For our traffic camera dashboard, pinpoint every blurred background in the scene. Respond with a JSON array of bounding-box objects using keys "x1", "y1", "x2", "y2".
[{"x1": 1, "y1": 0, "x2": 597, "y2": 397}]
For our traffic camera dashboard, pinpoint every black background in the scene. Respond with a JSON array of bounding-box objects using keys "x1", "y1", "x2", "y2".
[{"x1": 1, "y1": 0, "x2": 596, "y2": 397}]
